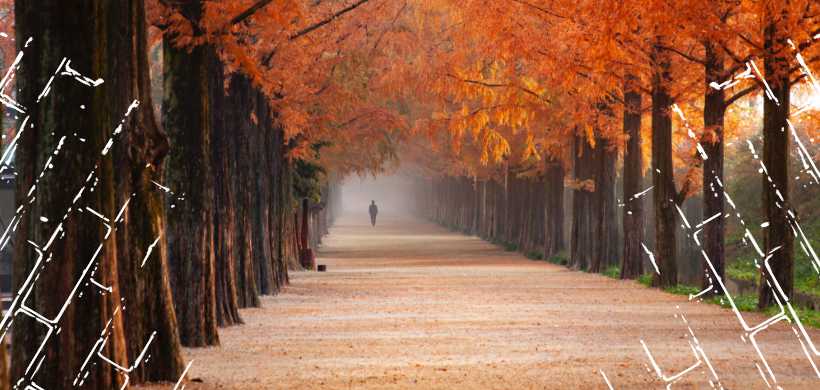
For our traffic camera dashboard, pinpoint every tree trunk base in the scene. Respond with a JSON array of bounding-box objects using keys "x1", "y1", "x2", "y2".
[{"x1": 300, "y1": 249, "x2": 315, "y2": 270}]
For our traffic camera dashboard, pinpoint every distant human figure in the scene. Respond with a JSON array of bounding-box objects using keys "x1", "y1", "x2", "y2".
[{"x1": 368, "y1": 200, "x2": 378, "y2": 226}]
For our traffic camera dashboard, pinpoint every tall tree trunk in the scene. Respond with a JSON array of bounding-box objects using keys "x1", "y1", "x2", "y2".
[
  {"x1": 758, "y1": 7, "x2": 793, "y2": 307},
  {"x1": 278, "y1": 157, "x2": 296, "y2": 276},
  {"x1": 472, "y1": 176, "x2": 480, "y2": 234},
  {"x1": 163, "y1": 0, "x2": 219, "y2": 346},
  {"x1": 650, "y1": 37, "x2": 678, "y2": 287},
  {"x1": 571, "y1": 133, "x2": 595, "y2": 270},
  {"x1": 544, "y1": 159, "x2": 565, "y2": 259},
  {"x1": 501, "y1": 163, "x2": 509, "y2": 242},
  {"x1": 251, "y1": 92, "x2": 275, "y2": 294},
  {"x1": 269, "y1": 123, "x2": 289, "y2": 290},
  {"x1": 230, "y1": 76, "x2": 261, "y2": 308},
  {"x1": 701, "y1": 40, "x2": 727, "y2": 293},
  {"x1": 621, "y1": 75, "x2": 644, "y2": 279},
  {"x1": 114, "y1": 0, "x2": 186, "y2": 381},
  {"x1": 11, "y1": 1, "x2": 135, "y2": 387},
  {"x1": 299, "y1": 198, "x2": 315, "y2": 269},
  {"x1": 0, "y1": 344, "x2": 7, "y2": 390},
  {"x1": 531, "y1": 177, "x2": 546, "y2": 254},
  {"x1": 212, "y1": 59, "x2": 243, "y2": 326},
  {"x1": 592, "y1": 135, "x2": 617, "y2": 272}
]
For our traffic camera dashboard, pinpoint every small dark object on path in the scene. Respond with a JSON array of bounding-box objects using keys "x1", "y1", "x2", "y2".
[{"x1": 317, "y1": 264, "x2": 327, "y2": 272}]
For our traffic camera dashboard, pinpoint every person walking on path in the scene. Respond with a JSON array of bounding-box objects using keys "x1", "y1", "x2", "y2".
[{"x1": 369, "y1": 200, "x2": 379, "y2": 226}]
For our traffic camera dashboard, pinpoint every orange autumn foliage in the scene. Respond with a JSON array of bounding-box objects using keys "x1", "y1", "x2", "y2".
[{"x1": 144, "y1": 0, "x2": 817, "y2": 183}]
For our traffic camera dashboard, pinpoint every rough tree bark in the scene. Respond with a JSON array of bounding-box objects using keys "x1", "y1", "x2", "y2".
[
  {"x1": 571, "y1": 133, "x2": 595, "y2": 271},
  {"x1": 114, "y1": 0, "x2": 186, "y2": 382},
  {"x1": 472, "y1": 176, "x2": 480, "y2": 235},
  {"x1": 163, "y1": 0, "x2": 219, "y2": 346},
  {"x1": 621, "y1": 75, "x2": 644, "y2": 279},
  {"x1": 299, "y1": 198, "x2": 315, "y2": 270},
  {"x1": 544, "y1": 158, "x2": 565, "y2": 259},
  {"x1": 251, "y1": 91, "x2": 275, "y2": 294},
  {"x1": 701, "y1": 40, "x2": 727, "y2": 293},
  {"x1": 590, "y1": 135, "x2": 617, "y2": 273},
  {"x1": 279, "y1": 157, "x2": 298, "y2": 273},
  {"x1": 758, "y1": 7, "x2": 793, "y2": 308},
  {"x1": 12, "y1": 1, "x2": 135, "y2": 387},
  {"x1": 650, "y1": 37, "x2": 678, "y2": 288},
  {"x1": 0, "y1": 345, "x2": 6, "y2": 390},
  {"x1": 212, "y1": 59, "x2": 243, "y2": 327},
  {"x1": 228, "y1": 75, "x2": 261, "y2": 308},
  {"x1": 572, "y1": 118, "x2": 616, "y2": 274},
  {"x1": 269, "y1": 122, "x2": 289, "y2": 290}
]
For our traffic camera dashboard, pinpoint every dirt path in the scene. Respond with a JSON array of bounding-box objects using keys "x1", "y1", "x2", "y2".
[{"x1": 145, "y1": 213, "x2": 820, "y2": 389}]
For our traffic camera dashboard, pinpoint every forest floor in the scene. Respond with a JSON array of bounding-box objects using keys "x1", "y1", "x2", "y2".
[{"x1": 143, "y1": 213, "x2": 820, "y2": 389}]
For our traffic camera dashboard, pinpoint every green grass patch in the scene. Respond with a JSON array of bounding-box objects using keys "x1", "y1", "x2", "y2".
[
  {"x1": 525, "y1": 250, "x2": 544, "y2": 260},
  {"x1": 727, "y1": 256, "x2": 758, "y2": 283},
  {"x1": 488, "y1": 238, "x2": 519, "y2": 253},
  {"x1": 707, "y1": 293, "x2": 759, "y2": 312},
  {"x1": 546, "y1": 250, "x2": 569, "y2": 266},
  {"x1": 726, "y1": 215, "x2": 820, "y2": 299},
  {"x1": 794, "y1": 223, "x2": 820, "y2": 296},
  {"x1": 627, "y1": 272, "x2": 820, "y2": 328},
  {"x1": 602, "y1": 265, "x2": 621, "y2": 279},
  {"x1": 710, "y1": 294, "x2": 820, "y2": 327},
  {"x1": 727, "y1": 245, "x2": 820, "y2": 300},
  {"x1": 637, "y1": 273, "x2": 653, "y2": 287},
  {"x1": 663, "y1": 284, "x2": 701, "y2": 297},
  {"x1": 783, "y1": 306, "x2": 820, "y2": 328}
]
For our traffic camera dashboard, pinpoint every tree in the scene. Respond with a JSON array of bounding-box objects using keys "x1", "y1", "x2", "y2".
[
  {"x1": 758, "y1": 1, "x2": 794, "y2": 307},
  {"x1": 620, "y1": 74, "x2": 644, "y2": 279},
  {"x1": 12, "y1": 0, "x2": 182, "y2": 387},
  {"x1": 543, "y1": 156, "x2": 565, "y2": 259},
  {"x1": 649, "y1": 35, "x2": 679, "y2": 287},
  {"x1": 115, "y1": 1, "x2": 186, "y2": 382},
  {"x1": 162, "y1": 0, "x2": 220, "y2": 347}
]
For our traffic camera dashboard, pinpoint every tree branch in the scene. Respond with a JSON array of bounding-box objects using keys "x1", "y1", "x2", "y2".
[
  {"x1": 229, "y1": 0, "x2": 275, "y2": 26},
  {"x1": 370, "y1": 0, "x2": 407, "y2": 56},
  {"x1": 737, "y1": 32, "x2": 764, "y2": 51},
  {"x1": 445, "y1": 74, "x2": 550, "y2": 104},
  {"x1": 796, "y1": 27, "x2": 820, "y2": 52},
  {"x1": 722, "y1": 54, "x2": 817, "y2": 107},
  {"x1": 262, "y1": 0, "x2": 371, "y2": 67},
  {"x1": 724, "y1": 84, "x2": 758, "y2": 107},
  {"x1": 290, "y1": 0, "x2": 371, "y2": 41},
  {"x1": 510, "y1": 0, "x2": 570, "y2": 20},
  {"x1": 657, "y1": 45, "x2": 706, "y2": 65}
]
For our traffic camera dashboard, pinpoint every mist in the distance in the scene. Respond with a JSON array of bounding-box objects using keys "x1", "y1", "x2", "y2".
[{"x1": 340, "y1": 175, "x2": 418, "y2": 218}]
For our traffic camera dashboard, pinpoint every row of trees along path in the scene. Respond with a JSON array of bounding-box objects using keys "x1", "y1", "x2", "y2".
[{"x1": 4, "y1": 0, "x2": 349, "y2": 388}]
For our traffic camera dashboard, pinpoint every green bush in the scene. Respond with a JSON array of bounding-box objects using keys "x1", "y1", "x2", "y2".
[
  {"x1": 783, "y1": 306, "x2": 820, "y2": 329},
  {"x1": 663, "y1": 284, "x2": 701, "y2": 297},
  {"x1": 724, "y1": 180, "x2": 820, "y2": 300},
  {"x1": 708, "y1": 293, "x2": 759, "y2": 312},
  {"x1": 637, "y1": 273, "x2": 652, "y2": 287},
  {"x1": 726, "y1": 217, "x2": 820, "y2": 299},
  {"x1": 546, "y1": 250, "x2": 568, "y2": 265},
  {"x1": 727, "y1": 256, "x2": 758, "y2": 283},
  {"x1": 526, "y1": 251, "x2": 544, "y2": 260},
  {"x1": 602, "y1": 265, "x2": 620, "y2": 279}
]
